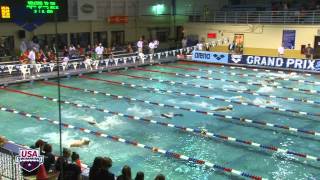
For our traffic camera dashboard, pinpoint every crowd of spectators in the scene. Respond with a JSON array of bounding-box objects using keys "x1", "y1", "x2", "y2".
[
  {"x1": 19, "y1": 139, "x2": 166, "y2": 180},
  {"x1": 17, "y1": 36, "x2": 162, "y2": 66}
]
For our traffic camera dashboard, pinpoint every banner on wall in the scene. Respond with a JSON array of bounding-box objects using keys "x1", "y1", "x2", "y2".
[
  {"x1": 282, "y1": 30, "x2": 296, "y2": 49},
  {"x1": 78, "y1": 0, "x2": 97, "y2": 21},
  {"x1": 192, "y1": 51, "x2": 228, "y2": 63},
  {"x1": 228, "y1": 54, "x2": 320, "y2": 71}
]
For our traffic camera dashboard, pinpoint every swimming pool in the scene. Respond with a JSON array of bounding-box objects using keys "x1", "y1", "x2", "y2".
[{"x1": 0, "y1": 61, "x2": 319, "y2": 179}]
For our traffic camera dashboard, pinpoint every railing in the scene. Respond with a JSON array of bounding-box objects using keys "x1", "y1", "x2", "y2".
[
  {"x1": 189, "y1": 10, "x2": 320, "y2": 24},
  {"x1": 0, "y1": 48, "x2": 195, "y2": 82},
  {"x1": 0, "y1": 147, "x2": 23, "y2": 180}
]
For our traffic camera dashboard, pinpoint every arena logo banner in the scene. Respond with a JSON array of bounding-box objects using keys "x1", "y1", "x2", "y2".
[
  {"x1": 192, "y1": 51, "x2": 228, "y2": 63},
  {"x1": 229, "y1": 54, "x2": 320, "y2": 71}
]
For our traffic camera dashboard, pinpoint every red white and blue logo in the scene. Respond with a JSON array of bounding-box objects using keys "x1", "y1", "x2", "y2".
[{"x1": 15, "y1": 149, "x2": 44, "y2": 172}]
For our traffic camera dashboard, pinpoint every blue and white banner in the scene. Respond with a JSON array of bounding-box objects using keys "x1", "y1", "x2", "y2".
[
  {"x1": 192, "y1": 51, "x2": 228, "y2": 64},
  {"x1": 228, "y1": 54, "x2": 320, "y2": 72}
]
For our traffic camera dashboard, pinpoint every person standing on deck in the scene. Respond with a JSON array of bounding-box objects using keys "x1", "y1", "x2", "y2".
[
  {"x1": 304, "y1": 44, "x2": 314, "y2": 59},
  {"x1": 137, "y1": 37, "x2": 144, "y2": 54}
]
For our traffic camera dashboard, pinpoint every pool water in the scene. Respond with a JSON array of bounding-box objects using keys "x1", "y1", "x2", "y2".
[{"x1": 0, "y1": 62, "x2": 320, "y2": 180}]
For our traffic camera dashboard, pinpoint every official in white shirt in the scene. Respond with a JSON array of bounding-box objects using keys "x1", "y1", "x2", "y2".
[
  {"x1": 278, "y1": 44, "x2": 285, "y2": 57},
  {"x1": 197, "y1": 42, "x2": 204, "y2": 51},
  {"x1": 28, "y1": 48, "x2": 38, "y2": 77},
  {"x1": 153, "y1": 39, "x2": 159, "y2": 53},
  {"x1": 181, "y1": 37, "x2": 187, "y2": 48},
  {"x1": 149, "y1": 41, "x2": 155, "y2": 54},
  {"x1": 137, "y1": 38, "x2": 143, "y2": 54},
  {"x1": 28, "y1": 48, "x2": 36, "y2": 64},
  {"x1": 95, "y1": 43, "x2": 104, "y2": 60}
]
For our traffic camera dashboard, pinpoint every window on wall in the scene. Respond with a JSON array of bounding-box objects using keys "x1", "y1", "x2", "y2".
[
  {"x1": 93, "y1": 31, "x2": 108, "y2": 47},
  {"x1": 111, "y1": 31, "x2": 125, "y2": 47},
  {"x1": 0, "y1": 36, "x2": 14, "y2": 56},
  {"x1": 156, "y1": 31, "x2": 169, "y2": 42},
  {"x1": 37, "y1": 34, "x2": 68, "y2": 50},
  {"x1": 70, "y1": 32, "x2": 91, "y2": 47}
]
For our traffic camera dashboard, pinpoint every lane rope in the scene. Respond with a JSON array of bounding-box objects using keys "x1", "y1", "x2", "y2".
[
  {"x1": 109, "y1": 72, "x2": 320, "y2": 106},
  {"x1": 101, "y1": 73, "x2": 319, "y2": 118},
  {"x1": 3, "y1": 85, "x2": 320, "y2": 164},
  {"x1": 156, "y1": 64, "x2": 320, "y2": 86},
  {"x1": 41, "y1": 79, "x2": 320, "y2": 138},
  {"x1": 0, "y1": 105, "x2": 265, "y2": 180},
  {"x1": 177, "y1": 61, "x2": 313, "y2": 77},
  {"x1": 134, "y1": 68, "x2": 320, "y2": 95}
]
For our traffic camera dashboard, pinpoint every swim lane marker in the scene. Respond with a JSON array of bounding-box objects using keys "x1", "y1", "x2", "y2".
[
  {"x1": 108, "y1": 72, "x2": 320, "y2": 106},
  {"x1": 134, "y1": 68, "x2": 319, "y2": 95},
  {"x1": 0, "y1": 105, "x2": 265, "y2": 180},
  {"x1": 156, "y1": 64, "x2": 320, "y2": 86},
  {"x1": 2, "y1": 87, "x2": 320, "y2": 164},
  {"x1": 98, "y1": 74, "x2": 319, "y2": 118},
  {"x1": 3, "y1": 85, "x2": 318, "y2": 139}
]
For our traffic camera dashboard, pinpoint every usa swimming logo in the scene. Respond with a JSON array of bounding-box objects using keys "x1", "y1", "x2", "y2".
[{"x1": 16, "y1": 149, "x2": 44, "y2": 172}]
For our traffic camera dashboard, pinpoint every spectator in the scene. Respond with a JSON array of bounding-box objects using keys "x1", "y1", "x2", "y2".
[
  {"x1": 69, "y1": 44, "x2": 76, "y2": 52},
  {"x1": 20, "y1": 39, "x2": 28, "y2": 54},
  {"x1": 149, "y1": 41, "x2": 155, "y2": 54},
  {"x1": 89, "y1": 157, "x2": 103, "y2": 180},
  {"x1": 181, "y1": 37, "x2": 187, "y2": 48},
  {"x1": 43, "y1": 143, "x2": 55, "y2": 172},
  {"x1": 43, "y1": 45, "x2": 50, "y2": 56},
  {"x1": 117, "y1": 165, "x2": 132, "y2": 180},
  {"x1": 228, "y1": 40, "x2": 236, "y2": 53},
  {"x1": 47, "y1": 50, "x2": 56, "y2": 62},
  {"x1": 134, "y1": 171, "x2": 144, "y2": 180},
  {"x1": 89, "y1": 157, "x2": 115, "y2": 180},
  {"x1": 84, "y1": 56, "x2": 93, "y2": 70},
  {"x1": 19, "y1": 49, "x2": 30, "y2": 64},
  {"x1": 137, "y1": 37, "x2": 144, "y2": 53},
  {"x1": 304, "y1": 44, "x2": 314, "y2": 59},
  {"x1": 28, "y1": 47, "x2": 39, "y2": 78},
  {"x1": 0, "y1": 136, "x2": 7, "y2": 147},
  {"x1": 36, "y1": 49, "x2": 48, "y2": 64},
  {"x1": 95, "y1": 43, "x2": 104, "y2": 60},
  {"x1": 278, "y1": 44, "x2": 285, "y2": 57},
  {"x1": 196, "y1": 41, "x2": 204, "y2": 51},
  {"x1": 71, "y1": 152, "x2": 84, "y2": 171},
  {"x1": 63, "y1": 55, "x2": 70, "y2": 63},
  {"x1": 85, "y1": 45, "x2": 93, "y2": 56},
  {"x1": 154, "y1": 174, "x2": 165, "y2": 180},
  {"x1": 55, "y1": 148, "x2": 81, "y2": 180},
  {"x1": 127, "y1": 44, "x2": 133, "y2": 53},
  {"x1": 77, "y1": 44, "x2": 84, "y2": 56},
  {"x1": 106, "y1": 47, "x2": 113, "y2": 58},
  {"x1": 63, "y1": 46, "x2": 69, "y2": 57},
  {"x1": 28, "y1": 48, "x2": 36, "y2": 64},
  {"x1": 153, "y1": 39, "x2": 159, "y2": 53},
  {"x1": 69, "y1": 44, "x2": 77, "y2": 58}
]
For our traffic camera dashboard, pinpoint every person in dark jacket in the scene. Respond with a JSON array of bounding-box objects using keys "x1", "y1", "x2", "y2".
[
  {"x1": 89, "y1": 156, "x2": 115, "y2": 180},
  {"x1": 117, "y1": 165, "x2": 132, "y2": 180},
  {"x1": 55, "y1": 148, "x2": 81, "y2": 180},
  {"x1": 43, "y1": 143, "x2": 55, "y2": 172}
]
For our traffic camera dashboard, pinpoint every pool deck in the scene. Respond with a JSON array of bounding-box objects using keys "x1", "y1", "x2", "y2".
[{"x1": 0, "y1": 57, "x2": 177, "y2": 86}]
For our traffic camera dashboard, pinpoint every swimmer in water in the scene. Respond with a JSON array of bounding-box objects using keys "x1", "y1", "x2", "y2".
[
  {"x1": 70, "y1": 139, "x2": 90, "y2": 148},
  {"x1": 87, "y1": 120, "x2": 97, "y2": 126},
  {"x1": 233, "y1": 96, "x2": 247, "y2": 103},
  {"x1": 161, "y1": 112, "x2": 183, "y2": 119},
  {"x1": 200, "y1": 129, "x2": 208, "y2": 135},
  {"x1": 211, "y1": 105, "x2": 233, "y2": 112}
]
